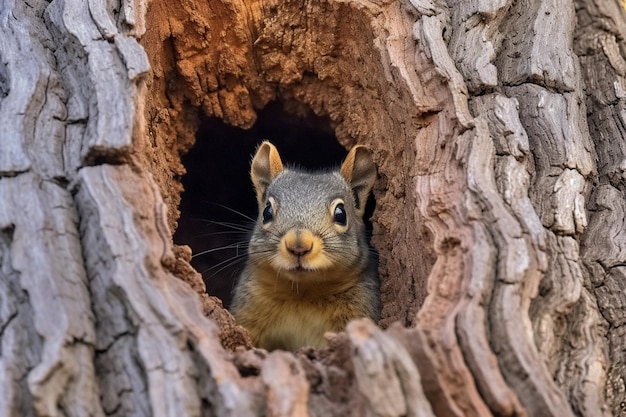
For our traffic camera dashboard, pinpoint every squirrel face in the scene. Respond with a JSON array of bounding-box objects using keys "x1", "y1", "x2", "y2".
[
  {"x1": 232, "y1": 141, "x2": 380, "y2": 350},
  {"x1": 248, "y1": 142, "x2": 377, "y2": 285}
]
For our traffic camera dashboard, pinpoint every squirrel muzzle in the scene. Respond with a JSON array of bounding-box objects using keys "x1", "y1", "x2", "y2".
[{"x1": 278, "y1": 229, "x2": 332, "y2": 272}]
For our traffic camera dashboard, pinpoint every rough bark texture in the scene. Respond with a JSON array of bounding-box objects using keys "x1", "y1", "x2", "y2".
[{"x1": 1, "y1": 0, "x2": 626, "y2": 416}]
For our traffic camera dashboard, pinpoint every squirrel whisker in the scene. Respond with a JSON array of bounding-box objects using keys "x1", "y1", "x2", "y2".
[{"x1": 201, "y1": 253, "x2": 248, "y2": 276}]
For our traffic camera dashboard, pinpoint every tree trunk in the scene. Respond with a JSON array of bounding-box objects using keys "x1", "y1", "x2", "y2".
[{"x1": 1, "y1": 0, "x2": 625, "y2": 416}]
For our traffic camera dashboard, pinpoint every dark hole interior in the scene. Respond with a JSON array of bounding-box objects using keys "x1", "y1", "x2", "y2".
[{"x1": 175, "y1": 102, "x2": 380, "y2": 309}]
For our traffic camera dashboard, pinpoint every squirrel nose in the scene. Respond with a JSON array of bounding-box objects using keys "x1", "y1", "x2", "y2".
[
  {"x1": 283, "y1": 229, "x2": 315, "y2": 258},
  {"x1": 287, "y1": 242, "x2": 313, "y2": 257}
]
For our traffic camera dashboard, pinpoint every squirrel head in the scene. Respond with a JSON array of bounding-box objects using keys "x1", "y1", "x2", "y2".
[{"x1": 248, "y1": 141, "x2": 377, "y2": 284}]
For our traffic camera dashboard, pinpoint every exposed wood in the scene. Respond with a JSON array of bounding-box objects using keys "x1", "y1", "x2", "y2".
[
  {"x1": 576, "y1": 2, "x2": 626, "y2": 414},
  {"x1": 76, "y1": 164, "x2": 257, "y2": 417},
  {"x1": 347, "y1": 319, "x2": 435, "y2": 417},
  {"x1": 0, "y1": 174, "x2": 102, "y2": 416}
]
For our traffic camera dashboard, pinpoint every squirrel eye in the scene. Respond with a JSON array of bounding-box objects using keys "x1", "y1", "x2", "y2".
[
  {"x1": 333, "y1": 203, "x2": 347, "y2": 226},
  {"x1": 262, "y1": 201, "x2": 273, "y2": 224}
]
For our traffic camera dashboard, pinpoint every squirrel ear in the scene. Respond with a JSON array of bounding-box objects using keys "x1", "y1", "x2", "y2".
[
  {"x1": 340, "y1": 145, "x2": 376, "y2": 217},
  {"x1": 251, "y1": 141, "x2": 284, "y2": 205}
]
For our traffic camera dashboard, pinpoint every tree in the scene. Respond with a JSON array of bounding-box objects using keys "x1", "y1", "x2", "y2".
[{"x1": 1, "y1": 0, "x2": 624, "y2": 415}]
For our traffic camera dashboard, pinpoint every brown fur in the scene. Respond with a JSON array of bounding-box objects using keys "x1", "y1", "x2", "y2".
[{"x1": 234, "y1": 266, "x2": 375, "y2": 350}]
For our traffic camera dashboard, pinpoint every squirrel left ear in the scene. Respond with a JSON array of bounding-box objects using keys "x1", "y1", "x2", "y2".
[
  {"x1": 340, "y1": 145, "x2": 376, "y2": 217},
  {"x1": 251, "y1": 141, "x2": 284, "y2": 206}
]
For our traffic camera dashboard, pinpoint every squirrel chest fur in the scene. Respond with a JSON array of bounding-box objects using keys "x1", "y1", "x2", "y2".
[{"x1": 231, "y1": 141, "x2": 380, "y2": 351}]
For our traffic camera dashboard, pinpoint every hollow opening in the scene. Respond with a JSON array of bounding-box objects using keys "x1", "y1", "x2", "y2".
[
  {"x1": 173, "y1": 101, "x2": 376, "y2": 309},
  {"x1": 141, "y1": 0, "x2": 439, "y2": 336}
]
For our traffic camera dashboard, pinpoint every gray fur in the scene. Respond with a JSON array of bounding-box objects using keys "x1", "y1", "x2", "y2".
[{"x1": 231, "y1": 143, "x2": 381, "y2": 349}]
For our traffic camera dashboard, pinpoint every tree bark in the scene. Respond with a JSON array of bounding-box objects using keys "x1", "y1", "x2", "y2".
[{"x1": 1, "y1": 0, "x2": 625, "y2": 416}]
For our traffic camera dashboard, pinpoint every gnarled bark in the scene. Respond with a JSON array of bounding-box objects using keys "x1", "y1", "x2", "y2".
[{"x1": 1, "y1": 0, "x2": 625, "y2": 415}]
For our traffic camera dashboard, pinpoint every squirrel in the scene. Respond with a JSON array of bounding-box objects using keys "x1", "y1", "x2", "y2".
[{"x1": 230, "y1": 141, "x2": 381, "y2": 351}]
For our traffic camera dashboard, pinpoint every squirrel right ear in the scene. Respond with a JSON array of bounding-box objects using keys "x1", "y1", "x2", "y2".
[
  {"x1": 341, "y1": 145, "x2": 376, "y2": 217},
  {"x1": 251, "y1": 141, "x2": 284, "y2": 205}
]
